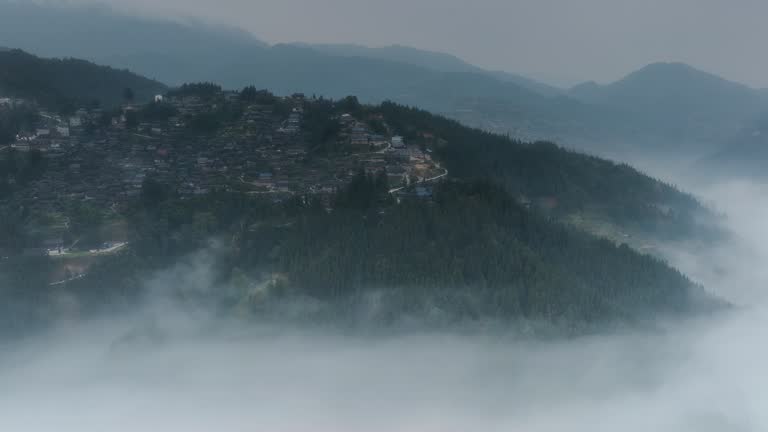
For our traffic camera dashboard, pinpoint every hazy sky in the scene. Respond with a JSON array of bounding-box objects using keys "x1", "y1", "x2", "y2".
[{"x1": 68, "y1": 0, "x2": 768, "y2": 87}]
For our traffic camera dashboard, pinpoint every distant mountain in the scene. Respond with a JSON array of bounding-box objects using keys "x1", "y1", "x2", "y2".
[
  {"x1": 569, "y1": 62, "x2": 768, "y2": 144},
  {"x1": 0, "y1": 4, "x2": 567, "y2": 109},
  {"x1": 292, "y1": 43, "x2": 479, "y2": 73},
  {"x1": 98, "y1": 43, "x2": 549, "y2": 115},
  {"x1": 0, "y1": 3, "x2": 266, "y2": 62},
  {"x1": 0, "y1": 49, "x2": 166, "y2": 110},
  {"x1": 570, "y1": 62, "x2": 764, "y2": 112},
  {"x1": 3, "y1": 2, "x2": 765, "y2": 162},
  {"x1": 695, "y1": 114, "x2": 768, "y2": 180},
  {"x1": 293, "y1": 43, "x2": 563, "y2": 97},
  {"x1": 569, "y1": 80, "x2": 602, "y2": 98},
  {"x1": 0, "y1": 3, "x2": 554, "y2": 94},
  {"x1": 487, "y1": 70, "x2": 564, "y2": 98}
]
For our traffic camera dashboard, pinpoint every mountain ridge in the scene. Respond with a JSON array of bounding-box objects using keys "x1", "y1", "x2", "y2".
[
  {"x1": 291, "y1": 42, "x2": 563, "y2": 97},
  {"x1": 2, "y1": 2, "x2": 766, "y2": 164}
]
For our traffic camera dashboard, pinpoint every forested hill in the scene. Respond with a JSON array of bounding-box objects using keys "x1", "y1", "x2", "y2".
[
  {"x1": 254, "y1": 180, "x2": 717, "y2": 327},
  {"x1": 0, "y1": 49, "x2": 166, "y2": 112},
  {"x1": 0, "y1": 85, "x2": 724, "y2": 335},
  {"x1": 13, "y1": 178, "x2": 718, "y2": 335},
  {"x1": 334, "y1": 100, "x2": 712, "y2": 241}
]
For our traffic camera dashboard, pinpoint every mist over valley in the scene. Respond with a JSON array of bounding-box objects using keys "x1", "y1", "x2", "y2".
[{"x1": 1, "y1": 1, "x2": 768, "y2": 430}]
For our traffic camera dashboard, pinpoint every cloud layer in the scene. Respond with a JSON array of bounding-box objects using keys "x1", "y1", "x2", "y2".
[{"x1": 1, "y1": 304, "x2": 766, "y2": 431}]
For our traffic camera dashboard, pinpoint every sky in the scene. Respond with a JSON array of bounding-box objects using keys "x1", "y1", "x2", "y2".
[{"x1": 66, "y1": 0, "x2": 768, "y2": 88}]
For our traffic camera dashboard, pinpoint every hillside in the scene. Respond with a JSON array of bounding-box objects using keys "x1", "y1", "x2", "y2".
[
  {"x1": 252, "y1": 180, "x2": 716, "y2": 325},
  {"x1": 2, "y1": 177, "x2": 719, "y2": 336},
  {"x1": 373, "y1": 102, "x2": 712, "y2": 240},
  {"x1": 0, "y1": 49, "x2": 166, "y2": 111},
  {"x1": 0, "y1": 77, "x2": 724, "y2": 334}
]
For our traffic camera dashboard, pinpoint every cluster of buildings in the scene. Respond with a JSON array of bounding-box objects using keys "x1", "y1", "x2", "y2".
[
  {"x1": 339, "y1": 113, "x2": 390, "y2": 148},
  {"x1": 1, "y1": 91, "x2": 446, "y2": 222}
]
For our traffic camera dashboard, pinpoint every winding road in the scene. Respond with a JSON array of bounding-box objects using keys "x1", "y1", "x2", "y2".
[{"x1": 389, "y1": 165, "x2": 448, "y2": 194}]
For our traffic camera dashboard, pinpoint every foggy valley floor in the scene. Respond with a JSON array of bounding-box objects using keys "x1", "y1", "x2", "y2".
[{"x1": 0, "y1": 305, "x2": 765, "y2": 432}]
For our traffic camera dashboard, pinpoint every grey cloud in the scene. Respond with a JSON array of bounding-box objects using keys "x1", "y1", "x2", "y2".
[{"x1": 1, "y1": 302, "x2": 767, "y2": 431}]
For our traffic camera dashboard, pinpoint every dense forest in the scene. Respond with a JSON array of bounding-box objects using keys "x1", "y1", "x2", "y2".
[
  {"x1": 0, "y1": 49, "x2": 166, "y2": 113},
  {"x1": 0, "y1": 173, "x2": 722, "y2": 337},
  {"x1": 303, "y1": 99, "x2": 712, "y2": 238},
  {"x1": 255, "y1": 178, "x2": 714, "y2": 325}
]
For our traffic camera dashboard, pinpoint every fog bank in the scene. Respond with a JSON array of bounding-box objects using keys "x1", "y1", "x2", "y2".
[
  {"x1": 0, "y1": 303, "x2": 765, "y2": 431},
  {"x1": 659, "y1": 180, "x2": 768, "y2": 305}
]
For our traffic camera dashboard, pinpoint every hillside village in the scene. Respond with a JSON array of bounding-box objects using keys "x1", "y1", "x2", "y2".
[
  {"x1": 0, "y1": 87, "x2": 446, "y2": 258},
  {"x1": 0, "y1": 80, "x2": 708, "y2": 292}
]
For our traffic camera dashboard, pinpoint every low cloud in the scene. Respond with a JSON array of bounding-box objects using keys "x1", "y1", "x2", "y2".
[
  {"x1": 1, "y1": 305, "x2": 767, "y2": 431},
  {"x1": 661, "y1": 180, "x2": 768, "y2": 305}
]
